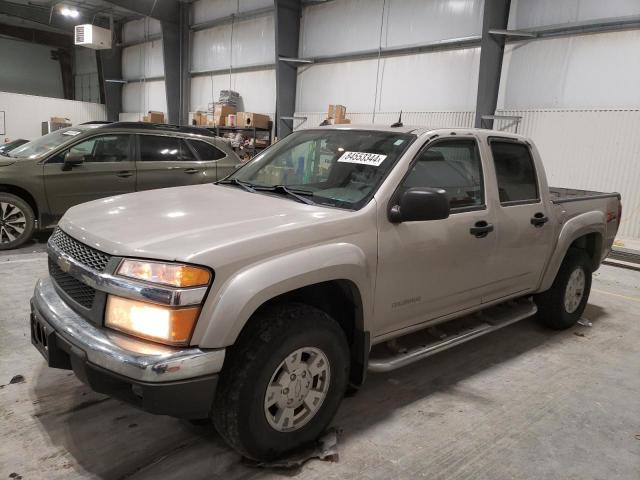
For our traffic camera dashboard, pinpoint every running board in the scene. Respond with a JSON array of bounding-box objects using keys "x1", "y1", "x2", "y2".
[{"x1": 368, "y1": 300, "x2": 538, "y2": 373}]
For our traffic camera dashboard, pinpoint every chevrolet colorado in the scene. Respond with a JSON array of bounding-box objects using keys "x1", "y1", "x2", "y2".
[{"x1": 30, "y1": 125, "x2": 621, "y2": 460}]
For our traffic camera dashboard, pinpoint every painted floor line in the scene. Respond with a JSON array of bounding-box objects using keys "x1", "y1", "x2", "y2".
[
  {"x1": 0, "y1": 257, "x2": 45, "y2": 265},
  {"x1": 592, "y1": 288, "x2": 640, "y2": 303}
]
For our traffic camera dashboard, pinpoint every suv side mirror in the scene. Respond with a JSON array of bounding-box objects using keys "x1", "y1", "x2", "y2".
[
  {"x1": 388, "y1": 187, "x2": 450, "y2": 223},
  {"x1": 62, "y1": 151, "x2": 84, "y2": 171}
]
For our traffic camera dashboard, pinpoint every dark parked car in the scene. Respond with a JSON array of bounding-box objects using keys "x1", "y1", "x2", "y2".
[
  {"x1": 0, "y1": 139, "x2": 29, "y2": 155},
  {"x1": 0, "y1": 122, "x2": 240, "y2": 249}
]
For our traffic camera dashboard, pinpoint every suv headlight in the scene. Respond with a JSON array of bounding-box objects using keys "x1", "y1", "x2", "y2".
[{"x1": 105, "y1": 260, "x2": 212, "y2": 346}]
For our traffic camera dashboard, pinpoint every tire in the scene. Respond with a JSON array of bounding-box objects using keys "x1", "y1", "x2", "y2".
[
  {"x1": 213, "y1": 302, "x2": 350, "y2": 461},
  {"x1": 535, "y1": 248, "x2": 592, "y2": 330},
  {"x1": 0, "y1": 193, "x2": 35, "y2": 250}
]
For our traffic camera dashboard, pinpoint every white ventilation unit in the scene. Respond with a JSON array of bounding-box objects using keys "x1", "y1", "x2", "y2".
[{"x1": 74, "y1": 24, "x2": 112, "y2": 50}]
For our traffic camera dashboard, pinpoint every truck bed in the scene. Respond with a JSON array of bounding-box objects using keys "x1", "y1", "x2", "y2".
[{"x1": 549, "y1": 187, "x2": 620, "y2": 204}]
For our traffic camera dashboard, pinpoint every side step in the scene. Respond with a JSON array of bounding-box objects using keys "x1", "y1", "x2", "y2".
[{"x1": 368, "y1": 300, "x2": 538, "y2": 373}]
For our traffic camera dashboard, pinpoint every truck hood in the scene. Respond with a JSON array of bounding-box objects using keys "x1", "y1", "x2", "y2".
[{"x1": 59, "y1": 183, "x2": 354, "y2": 264}]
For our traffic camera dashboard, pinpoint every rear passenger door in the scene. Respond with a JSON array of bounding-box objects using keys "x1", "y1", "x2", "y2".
[
  {"x1": 135, "y1": 134, "x2": 217, "y2": 191},
  {"x1": 187, "y1": 139, "x2": 238, "y2": 180},
  {"x1": 482, "y1": 138, "x2": 555, "y2": 302}
]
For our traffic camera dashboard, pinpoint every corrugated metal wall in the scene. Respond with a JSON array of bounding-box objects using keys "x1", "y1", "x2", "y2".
[
  {"x1": 494, "y1": 109, "x2": 640, "y2": 241},
  {"x1": 0, "y1": 91, "x2": 106, "y2": 140},
  {"x1": 292, "y1": 111, "x2": 475, "y2": 130}
]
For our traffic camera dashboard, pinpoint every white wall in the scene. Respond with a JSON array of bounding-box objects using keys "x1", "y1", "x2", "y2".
[
  {"x1": 121, "y1": 19, "x2": 167, "y2": 119},
  {"x1": 192, "y1": 0, "x2": 273, "y2": 24},
  {"x1": 0, "y1": 38, "x2": 63, "y2": 99},
  {"x1": 498, "y1": 30, "x2": 640, "y2": 110},
  {"x1": 0, "y1": 91, "x2": 106, "y2": 141},
  {"x1": 508, "y1": 0, "x2": 640, "y2": 30}
]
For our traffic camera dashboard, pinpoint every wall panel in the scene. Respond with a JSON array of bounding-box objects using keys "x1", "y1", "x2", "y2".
[
  {"x1": 122, "y1": 80, "x2": 168, "y2": 116},
  {"x1": 191, "y1": 14, "x2": 275, "y2": 72},
  {"x1": 292, "y1": 111, "x2": 475, "y2": 130},
  {"x1": 122, "y1": 17, "x2": 162, "y2": 43},
  {"x1": 122, "y1": 40, "x2": 165, "y2": 80},
  {"x1": 190, "y1": 69, "x2": 276, "y2": 114},
  {"x1": 0, "y1": 91, "x2": 106, "y2": 140},
  {"x1": 508, "y1": 0, "x2": 640, "y2": 30},
  {"x1": 193, "y1": 0, "x2": 273, "y2": 24}
]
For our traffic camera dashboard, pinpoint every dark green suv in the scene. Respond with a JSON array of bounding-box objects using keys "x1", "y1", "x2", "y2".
[{"x1": 0, "y1": 122, "x2": 240, "y2": 249}]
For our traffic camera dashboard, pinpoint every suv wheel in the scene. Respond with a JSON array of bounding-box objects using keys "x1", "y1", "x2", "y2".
[
  {"x1": 213, "y1": 302, "x2": 350, "y2": 461},
  {"x1": 535, "y1": 248, "x2": 592, "y2": 330},
  {"x1": 0, "y1": 193, "x2": 35, "y2": 250}
]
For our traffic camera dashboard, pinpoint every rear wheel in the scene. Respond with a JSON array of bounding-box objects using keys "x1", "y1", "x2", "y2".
[
  {"x1": 535, "y1": 248, "x2": 592, "y2": 330},
  {"x1": 0, "y1": 193, "x2": 35, "y2": 250},
  {"x1": 213, "y1": 303, "x2": 350, "y2": 461}
]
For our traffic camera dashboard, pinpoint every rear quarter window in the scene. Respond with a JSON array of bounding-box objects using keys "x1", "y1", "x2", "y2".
[
  {"x1": 189, "y1": 140, "x2": 226, "y2": 161},
  {"x1": 490, "y1": 141, "x2": 539, "y2": 204}
]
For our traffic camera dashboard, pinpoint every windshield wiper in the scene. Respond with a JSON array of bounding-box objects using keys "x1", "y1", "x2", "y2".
[
  {"x1": 258, "y1": 185, "x2": 316, "y2": 205},
  {"x1": 216, "y1": 178, "x2": 256, "y2": 193}
]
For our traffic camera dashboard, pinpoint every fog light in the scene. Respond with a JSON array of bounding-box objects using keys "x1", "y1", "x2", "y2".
[{"x1": 105, "y1": 295, "x2": 200, "y2": 346}]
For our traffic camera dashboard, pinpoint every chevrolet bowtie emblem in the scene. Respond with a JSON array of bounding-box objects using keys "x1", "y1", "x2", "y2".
[{"x1": 57, "y1": 255, "x2": 71, "y2": 273}]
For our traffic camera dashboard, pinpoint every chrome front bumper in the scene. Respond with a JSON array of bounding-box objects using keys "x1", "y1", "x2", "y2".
[{"x1": 32, "y1": 277, "x2": 225, "y2": 383}]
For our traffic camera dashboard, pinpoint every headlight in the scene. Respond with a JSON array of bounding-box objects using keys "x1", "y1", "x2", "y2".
[
  {"x1": 117, "y1": 259, "x2": 211, "y2": 288},
  {"x1": 105, "y1": 296, "x2": 200, "y2": 346}
]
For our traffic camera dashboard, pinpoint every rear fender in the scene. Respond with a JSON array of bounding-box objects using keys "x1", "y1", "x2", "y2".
[
  {"x1": 538, "y1": 210, "x2": 605, "y2": 292},
  {"x1": 193, "y1": 243, "x2": 372, "y2": 348}
]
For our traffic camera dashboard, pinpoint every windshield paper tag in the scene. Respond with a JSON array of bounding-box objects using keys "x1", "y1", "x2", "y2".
[
  {"x1": 62, "y1": 130, "x2": 81, "y2": 136},
  {"x1": 338, "y1": 151, "x2": 387, "y2": 167}
]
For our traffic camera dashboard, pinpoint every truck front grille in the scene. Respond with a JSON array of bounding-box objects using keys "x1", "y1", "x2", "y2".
[
  {"x1": 50, "y1": 228, "x2": 111, "y2": 272},
  {"x1": 48, "y1": 258, "x2": 97, "y2": 309}
]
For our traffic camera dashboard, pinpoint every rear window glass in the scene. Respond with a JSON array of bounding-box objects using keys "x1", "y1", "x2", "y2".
[
  {"x1": 490, "y1": 141, "x2": 539, "y2": 203},
  {"x1": 189, "y1": 140, "x2": 226, "y2": 160}
]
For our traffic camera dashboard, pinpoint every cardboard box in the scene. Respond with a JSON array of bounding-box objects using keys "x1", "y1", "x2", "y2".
[
  {"x1": 193, "y1": 111, "x2": 208, "y2": 126},
  {"x1": 327, "y1": 104, "x2": 346, "y2": 120},
  {"x1": 237, "y1": 112, "x2": 270, "y2": 129},
  {"x1": 212, "y1": 105, "x2": 237, "y2": 126},
  {"x1": 142, "y1": 115, "x2": 150, "y2": 123},
  {"x1": 50, "y1": 116, "x2": 71, "y2": 124},
  {"x1": 329, "y1": 118, "x2": 351, "y2": 125},
  {"x1": 148, "y1": 111, "x2": 165, "y2": 123}
]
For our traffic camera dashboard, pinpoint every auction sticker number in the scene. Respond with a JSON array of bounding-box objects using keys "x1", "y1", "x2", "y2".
[{"x1": 338, "y1": 151, "x2": 387, "y2": 167}]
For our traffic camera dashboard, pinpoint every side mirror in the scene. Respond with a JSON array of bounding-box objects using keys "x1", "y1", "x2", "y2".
[
  {"x1": 62, "y1": 151, "x2": 84, "y2": 171},
  {"x1": 388, "y1": 187, "x2": 450, "y2": 223}
]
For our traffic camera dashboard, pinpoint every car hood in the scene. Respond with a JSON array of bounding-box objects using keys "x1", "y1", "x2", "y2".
[
  {"x1": 59, "y1": 183, "x2": 355, "y2": 264},
  {"x1": 0, "y1": 157, "x2": 16, "y2": 167}
]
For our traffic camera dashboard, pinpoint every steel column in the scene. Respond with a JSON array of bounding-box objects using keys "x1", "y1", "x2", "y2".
[
  {"x1": 474, "y1": 0, "x2": 511, "y2": 128},
  {"x1": 275, "y1": 0, "x2": 302, "y2": 138},
  {"x1": 161, "y1": 1, "x2": 190, "y2": 125},
  {"x1": 98, "y1": 22, "x2": 123, "y2": 121}
]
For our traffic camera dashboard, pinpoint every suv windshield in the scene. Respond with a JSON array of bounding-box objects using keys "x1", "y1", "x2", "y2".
[
  {"x1": 9, "y1": 126, "x2": 95, "y2": 159},
  {"x1": 228, "y1": 129, "x2": 415, "y2": 209}
]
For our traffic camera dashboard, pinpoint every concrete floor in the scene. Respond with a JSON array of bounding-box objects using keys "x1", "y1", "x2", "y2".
[{"x1": 1, "y1": 245, "x2": 639, "y2": 479}]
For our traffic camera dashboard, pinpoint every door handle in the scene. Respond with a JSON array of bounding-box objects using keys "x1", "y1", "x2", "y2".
[
  {"x1": 116, "y1": 170, "x2": 133, "y2": 178},
  {"x1": 531, "y1": 212, "x2": 549, "y2": 227},
  {"x1": 183, "y1": 168, "x2": 199, "y2": 174},
  {"x1": 469, "y1": 221, "x2": 494, "y2": 238}
]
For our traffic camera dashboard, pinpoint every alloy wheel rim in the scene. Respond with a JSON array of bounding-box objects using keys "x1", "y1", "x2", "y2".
[
  {"x1": 564, "y1": 267, "x2": 586, "y2": 313},
  {"x1": 0, "y1": 202, "x2": 26, "y2": 244},
  {"x1": 264, "y1": 346, "x2": 331, "y2": 432}
]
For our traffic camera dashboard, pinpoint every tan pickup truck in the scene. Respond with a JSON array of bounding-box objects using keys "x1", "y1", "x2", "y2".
[{"x1": 30, "y1": 125, "x2": 622, "y2": 460}]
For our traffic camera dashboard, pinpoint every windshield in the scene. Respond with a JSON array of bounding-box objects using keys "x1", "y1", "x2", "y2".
[
  {"x1": 228, "y1": 129, "x2": 415, "y2": 209},
  {"x1": 9, "y1": 126, "x2": 92, "y2": 158}
]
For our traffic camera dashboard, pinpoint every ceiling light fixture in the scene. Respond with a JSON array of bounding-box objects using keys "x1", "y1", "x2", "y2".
[{"x1": 60, "y1": 7, "x2": 80, "y2": 18}]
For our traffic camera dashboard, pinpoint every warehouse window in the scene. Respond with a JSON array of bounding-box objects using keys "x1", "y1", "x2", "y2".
[
  {"x1": 490, "y1": 141, "x2": 539, "y2": 204},
  {"x1": 401, "y1": 139, "x2": 484, "y2": 211},
  {"x1": 188, "y1": 140, "x2": 226, "y2": 161},
  {"x1": 139, "y1": 135, "x2": 194, "y2": 162}
]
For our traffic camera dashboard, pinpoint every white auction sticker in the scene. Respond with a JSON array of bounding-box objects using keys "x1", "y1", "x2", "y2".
[
  {"x1": 62, "y1": 130, "x2": 81, "y2": 136},
  {"x1": 338, "y1": 151, "x2": 387, "y2": 167}
]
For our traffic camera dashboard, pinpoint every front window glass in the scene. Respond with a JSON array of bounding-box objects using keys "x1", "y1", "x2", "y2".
[
  {"x1": 9, "y1": 126, "x2": 94, "y2": 158},
  {"x1": 229, "y1": 129, "x2": 414, "y2": 209}
]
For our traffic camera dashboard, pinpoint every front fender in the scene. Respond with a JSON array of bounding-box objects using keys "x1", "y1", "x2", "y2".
[
  {"x1": 192, "y1": 243, "x2": 372, "y2": 348},
  {"x1": 538, "y1": 210, "x2": 605, "y2": 292}
]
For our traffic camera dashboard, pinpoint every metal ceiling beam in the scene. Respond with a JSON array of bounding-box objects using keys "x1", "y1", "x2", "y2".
[
  {"x1": 100, "y1": 0, "x2": 179, "y2": 25},
  {"x1": 190, "y1": 6, "x2": 274, "y2": 31},
  {"x1": 275, "y1": 0, "x2": 302, "y2": 138},
  {"x1": 0, "y1": 0, "x2": 108, "y2": 31},
  {"x1": 0, "y1": 23, "x2": 72, "y2": 48},
  {"x1": 474, "y1": 0, "x2": 511, "y2": 129}
]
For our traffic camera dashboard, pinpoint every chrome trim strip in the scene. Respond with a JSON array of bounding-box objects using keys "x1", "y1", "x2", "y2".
[
  {"x1": 48, "y1": 240, "x2": 207, "y2": 307},
  {"x1": 33, "y1": 278, "x2": 225, "y2": 382}
]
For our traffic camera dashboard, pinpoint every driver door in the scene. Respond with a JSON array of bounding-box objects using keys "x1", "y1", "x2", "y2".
[
  {"x1": 43, "y1": 134, "x2": 136, "y2": 219},
  {"x1": 374, "y1": 137, "x2": 497, "y2": 335}
]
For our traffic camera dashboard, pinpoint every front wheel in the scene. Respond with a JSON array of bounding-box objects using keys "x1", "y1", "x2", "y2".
[
  {"x1": 535, "y1": 248, "x2": 592, "y2": 330},
  {"x1": 0, "y1": 193, "x2": 35, "y2": 250},
  {"x1": 213, "y1": 303, "x2": 350, "y2": 461}
]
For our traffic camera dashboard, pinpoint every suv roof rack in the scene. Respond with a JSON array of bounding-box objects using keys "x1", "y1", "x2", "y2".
[
  {"x1": 80, "y1": 121, "x2": 113, "y2": 125},
  {"x1": 101, "y1": 122, "x2": 216, "y2": 137}
]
